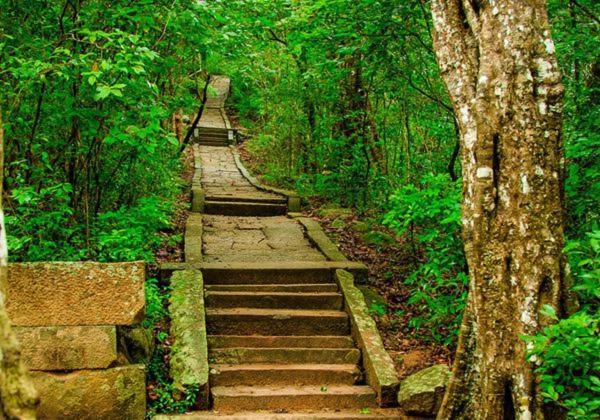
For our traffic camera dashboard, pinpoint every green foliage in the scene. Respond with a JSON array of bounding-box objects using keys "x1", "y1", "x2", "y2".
[
  {"x1": 1, "y1": 0, "x2": 206, "y2": 263},
  {"x1": 525, "y1": 307, "x2": 600, "y2": 419},
  {"x1": 524, "y1": 231, "x2": 600, "y2": 419},
  {"x1": 384, "y1": 174, "x2": 467, "y2": 344}
]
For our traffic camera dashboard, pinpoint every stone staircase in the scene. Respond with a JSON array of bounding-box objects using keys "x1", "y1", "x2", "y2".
[
  {"x1": 205, "y1": 267, "x2": 379, "y2": 413},
  {"x1": 197, "y1": 127, "x2": 230, "y2": 147}
]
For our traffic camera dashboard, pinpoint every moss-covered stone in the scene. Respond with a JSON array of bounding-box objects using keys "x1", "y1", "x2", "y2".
[
  {"x1": 335, "y1": 270, "x2": 399, "y2": 407},
  {"x1": 358, "y1": 286, "x2": 387, "y2": 311},
  {"x1": 352, "y1": 220, "x2": 370, "y2": 233},
  {"x1": 316, "y1": 206, "x2": 353, "y2": 219},
  {"x1": 363, "y1": 231, "x2": 395, "y2": 246},
  {"x1": 32, "y1": 365, "x2": 146, "y2": 419},
  {"x1": 331, "y1": 218, "x2": 346, "y2": 229},
  {"x1": 297, "y1": 217, "x2": 348, "y2": 262},
  {"x1": 397, "y1": 364, "x2": 451, "y2": 417},
  {"x1": 117, "y1": 325, "x2": 154, "y2": 365},
  {"x1": 169, "y1": 269, "x2": 209, "y2": 409}
]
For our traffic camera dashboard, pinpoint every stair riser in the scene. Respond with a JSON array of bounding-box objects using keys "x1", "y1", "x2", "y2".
[
  {"x1": 210, "y1": 368, "x2": 360, "y2": 386},
  {"x1": 208, "y1": 348, "x2": 360, "y2": 365},
  {"x1": 204, "y1": 201, "x2": 287, "y2": 217},
  {"x1": 205, "y1": 284, "x2": 339, "y2": 293},
  {"x1": 203, "y1": 269, "x2": 333, "y2": 285},
  {"x1": 206, "y1": 315, "x2": 350, "y2": 336},
  {"x1": 212, "y1": 392, "x2": 378, "y2": 412},
  {"x1": 206, "y1": 293, "x2": 343, "y2": 310},
  {"x1": 205, "y1": 196, "x2": 287, "y2": 205},
  {"x1": 208, "y1": 335, "x2": 354, "y2": 349}
]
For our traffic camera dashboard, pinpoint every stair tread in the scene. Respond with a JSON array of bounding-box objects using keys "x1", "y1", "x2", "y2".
[
  {"x1": 207, "y1": 308, "x2": 347, "y2": 317},
  {"x1": 211, "y1": 363, "x2": 359, "y2": 371},
  {"x1": 208, "y1": 335, "x2": 354, "y2": 349},
  {"x1": 155, "y1": 409, "x2": 404, "y2": 419},
  {"x1": 212, "y1": 385, "x2": 376, "y2": 397},
  {"x1": 205, "y1": 284, "x2": 338, "y2": 292},
  {"x1": 207, "y1": 291, "x2": 342, "y2": 297}
]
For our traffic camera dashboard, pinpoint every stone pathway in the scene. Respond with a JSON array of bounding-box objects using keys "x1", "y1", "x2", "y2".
[
  {"x1": 200, "y1": 146, "x2": 283, "y2": 203},
  {"x1": 168, "y1": 76, "x2": 401, "y2": 419}
]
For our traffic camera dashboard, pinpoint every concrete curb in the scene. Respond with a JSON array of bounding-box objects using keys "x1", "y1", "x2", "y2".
[
  {"x1": 169, "y1": 269, "x2": 209, "y2": 409},
  {"x1": 231, "y1": 148, "x2": 301, "y2": 213},
  {"x1": 335, "y1": 269, "x2": 400, "y2": 407},
  {"x1": 191, "y1": 144, "x2": 205, "y2": 213}
]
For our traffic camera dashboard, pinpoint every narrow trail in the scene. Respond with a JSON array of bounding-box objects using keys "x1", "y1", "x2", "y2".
[{"x1": 163, "y1": 77, "x2": 403, "y2": 419}]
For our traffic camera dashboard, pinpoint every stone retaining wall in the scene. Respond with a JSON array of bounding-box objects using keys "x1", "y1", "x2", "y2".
[{"x1": 7, "y1": 262, "x2": 147, "y2": 419}]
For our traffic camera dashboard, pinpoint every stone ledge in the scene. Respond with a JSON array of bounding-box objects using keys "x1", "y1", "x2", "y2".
[
  {"x1": 185, "y1": 213, "x2": 204, "y2": 264},
  {"x1": 170, "y1": 270, "x2": 209, "y2": 409},
  {"x1": 335, "y1": 270, "x2": 400, "y2": 407},
  {"x1": 192, "y1": 144, "x2": 205, "y2": 213},
  {"x1": 32, "y1": 365, "x2": 146, "y2": 419},
  {"x1": 15, "y1": 326, "x2": 117, "y2": 371},
  {"x1": 231, "y1": 148, "x2": 301, "y2": 212},
  {"x1": 7, "y1": 262, "x2": 145, "y2": 326},
  {"x1": 295, "y1": 217, "x2": 349, "y2": 262}
]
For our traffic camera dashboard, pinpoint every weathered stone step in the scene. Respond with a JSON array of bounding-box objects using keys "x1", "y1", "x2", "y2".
[
  {"x1": 202, "y1": 266, "x2": 333, "y2": 285},
  {"x1": 210, "y1": 363, "x2": 361, "y2": 386},
  {"x1": 205, "y1": 195, "x2": 287, "y2": 204},
  {"x1": 205, "y1": 284, "x2": 339, "y2": 293},
  {"x1": 209, "y1": 347, "x2": 360, "y2": 365},
  {"x1": 211, "y1": 385, "x2": 378, "y2": 412},
  {"x1": 204, "y1": 200, "x2": 287, "y2": 216},
  {"x1": 205, "y1": 291, "x2": 343, "y2": 310},
  {"x1": 155, "y1": 409, "x2": 404, "y2": 419},
  {"x1": 198, "y1": 127, "x2": 229, "y2": 134},
  {"x1": 206, "y1": 308, "x2": 350, "y2": 336},
  {"x1": 199, "y1": 141, "x2": 229, "y2": 147},
  {"x1": 208, "y1": 335, "x2": 354, "y2": 349}
]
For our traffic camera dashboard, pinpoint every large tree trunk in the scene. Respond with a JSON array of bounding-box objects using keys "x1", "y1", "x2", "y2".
[
  {"x1": 430, "y1": 2, "x2": 567, "y2": 418},
  {"x1": 0, "y1": 109, "x2": 38, "y2": 419}
]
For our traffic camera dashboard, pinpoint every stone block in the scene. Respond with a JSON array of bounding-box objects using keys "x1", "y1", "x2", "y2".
[
  {"x1": 32, "y1": 365, "x2": 146, "y2": 419},
  {"x1": 398, "y1": 364, "x2": 451, "y2": 417},
  {"x1": 336, "y1": 270, "x2": 400, "y2": 407},
  {"x1": 15, "y1": 326, "x2": 117, "y2": 371},
  {"x1": 169, "y1": 270, "x2": 209, "y2": 409},
  {"x1": 7, "y1": 262, "x2": 145, "y2": 326}
]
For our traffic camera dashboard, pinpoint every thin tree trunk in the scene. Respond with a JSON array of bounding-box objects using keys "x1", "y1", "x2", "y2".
[
  {"x1": 430, "y1": 1, "x2": 567, "y2": 418},
  {"x1": 0, "y1": 108, "x2": 39, "y2": 419}
]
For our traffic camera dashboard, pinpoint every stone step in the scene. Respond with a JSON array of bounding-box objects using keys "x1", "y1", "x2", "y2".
[
  {"x1": 210, "y1": 364, "x2": 361, "y2": 386},
  {"x1": 211, "y1": 385, "x2": 378, "y2": 412},
  {"x1": 155, "y1": 409, "x2": 404, "y2": 419},
  {"x1": 205, "y1": 195, "x2": 287, "y2": 205},
  {"x1": 204, "y1": 200, "x2": 287, "y2": 216},
  {"x1": 198, "y1": 127, "x2": 229, "y2": 134},
  {"x1": 202, "y1": 267, "x2": 333, "y2": 285},
  {"x1": 206, "y1": 308, "x2": 350, "y2": 336},
  {"x1": 198, "y1": 136, "x2": 229, "y2": 143},
  {"x1": 205, "y1": 291, "x2": 343, "y2": 310},
  {"x1": 209, "y1": 347, "x2": 360, "y2": 365},
  {"x1": 199, "y1": 141, "x2": 229, "y2": 147},
  {"x1": 208, "y1": 335, "x2": 355, "y2": 349},
  {"x1": 205, "y1": 284, "x2": 339, "y2": 293}
]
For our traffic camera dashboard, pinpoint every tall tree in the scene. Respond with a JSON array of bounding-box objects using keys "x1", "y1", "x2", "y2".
[
  {"x1": 430, "y1": 1, "x2": 568, "y2": 418},
  {"x1": 0, "y1": 109, "x2": 38, "y2": 419}
]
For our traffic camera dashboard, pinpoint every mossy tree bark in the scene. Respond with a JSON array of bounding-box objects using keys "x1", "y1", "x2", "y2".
[
  {"x1": 430, "y1": 2, "x2": 568, "y2": 419},
  {"x1": 0, "y1": 109, "x2": 39, "y2": 419}
]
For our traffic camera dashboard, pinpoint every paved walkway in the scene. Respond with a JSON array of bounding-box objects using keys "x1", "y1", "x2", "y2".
[{"x1": 200, "y1": 146, "x2": 283, "y2": 203}]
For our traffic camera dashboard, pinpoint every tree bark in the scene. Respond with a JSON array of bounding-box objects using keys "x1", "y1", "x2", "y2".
[
  {"x1": 430, "y1": 1, "x2": 567, "y2": 419},
  {"x1": 0, "y1": 109, "x2": 39, "y2": 419}
]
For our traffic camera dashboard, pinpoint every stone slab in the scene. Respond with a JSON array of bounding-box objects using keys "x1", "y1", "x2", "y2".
[
  {"x1": 336, "y1": 270, "x2": 400, "y2": 407},
  {"x1": 297, "y1": 217, "x2": 349, "y2": 262},
  {"x1": 7, "y1": 262, "x2": 145, "y2": 326},
  {"x1": 170, "y1": 270, "x2": 209, "y2": 409},
  {"x1": 15, "y1": 326, "x2": 117, "y2": 371},
  {"x1": 186, "y1": 214, "x2": 204, "y2": 263},
  {"x1": 32, "y1": 365, "x2": 146, "y2": 419}
]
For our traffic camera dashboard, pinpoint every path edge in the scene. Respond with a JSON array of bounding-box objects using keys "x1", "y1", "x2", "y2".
[
  {"x1": 335, "y1": 269, "x2": 400, "y2": 407},
  {"x1": 191, "y1": 144, "x2": 205, "y2": 213},
  {"x1": 169, "y1": 269, "x2": 209, "y2": 409},
  {"x1": 231, "y1": 147, "x2": 301, "y2": 212}
]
